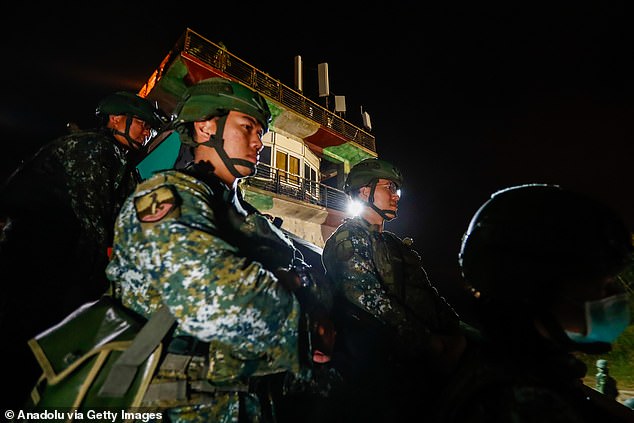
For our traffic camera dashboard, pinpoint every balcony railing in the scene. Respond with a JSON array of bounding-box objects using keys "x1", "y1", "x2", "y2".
[
  {"x1": 245, "y1": 163, "x2": 349, "y2": 213},
  {"x1": 181, "y1": 28, "x2": 376, "y2": 153}
]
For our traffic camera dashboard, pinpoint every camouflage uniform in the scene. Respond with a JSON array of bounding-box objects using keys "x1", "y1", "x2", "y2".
[
  {"x1": 106, "y1": 164, "x2": 301, "y2": 422},
  {"x1": 0, "y1": 129, "x2": 139, "y2": 409},
  {"x1": 430, "y1": 309, "x2": 630, "y2": 423},
  {"x1": 433, "y1": 184, "x2": 634, "y2": 423},
  {"x1": 321, "y1": 216, "x2": 462, "y2": 422}
]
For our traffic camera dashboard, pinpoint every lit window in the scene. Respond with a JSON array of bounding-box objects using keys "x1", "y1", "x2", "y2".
[
  {"x1": 276, "y1": 151, "x2": 288, "y2": 182},
  {"x1": 275, "y1": 151, "x2": 300, "y2": 184}
]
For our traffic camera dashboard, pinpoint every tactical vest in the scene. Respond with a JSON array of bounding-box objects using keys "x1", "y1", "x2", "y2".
[{"x1": 373, "y1": 231, "x2": 438, "y2": 323}]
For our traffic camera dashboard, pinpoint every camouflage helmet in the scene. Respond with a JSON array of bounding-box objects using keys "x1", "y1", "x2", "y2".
[
  {"x1": 172, "y1": 77, "x2": 271, "y2": 132},
  {"x1": 344, "y1": 158, "x2": 403, "y2": 195},
  {"x1": 459, "y1": 184, "x2": 632, "y2": 305},
  {"x1": 96, "y1": 91, "x2": 165, "y2": 129}
]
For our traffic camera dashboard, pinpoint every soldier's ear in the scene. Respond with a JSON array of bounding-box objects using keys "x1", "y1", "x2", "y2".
[
  {"x1": 193, "y1": 120, "x2": 216, "y2": 141},
  {"x1": 358, "y1": 186, "x2": 370, "y2": 201},
  {"x1": 109, "y1": 115, "x2": 123, "y2": 125}
]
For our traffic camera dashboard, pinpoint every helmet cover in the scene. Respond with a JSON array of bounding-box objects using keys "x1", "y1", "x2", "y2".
[
  {"x1": 344, "y1": 158, "x2": 403, "y2": 195},
  {"x1": 172, "y1": 77, "x2": 271, "y2": 132},
  {"x1": 96, "y1": 92, "x2": 165, "y2": 129},
  {"x1": 459, "y1": 184, "x2": 632, "y2": 304}
]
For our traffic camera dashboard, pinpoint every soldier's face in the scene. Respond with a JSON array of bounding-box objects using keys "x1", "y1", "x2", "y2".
[
  {"x1": 110, "y1": 114, "x2": 153, "y2": 148},
  {"x1": 359, "y1": 178, "x2": 400, "y2": 222},
  {"x1": 193, "y1": 111, "x2": 264, "y2": 184},
  {"x1": 222, "y1": 111, "x2": 265, "y2": 172},
  {"x1": 372, "y1": 179, "x2": 400, "y2": 212}
]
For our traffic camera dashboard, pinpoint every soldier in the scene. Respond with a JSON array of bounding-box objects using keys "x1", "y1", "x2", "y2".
[
  {"x1": 106, "y1": 77, "x2": 331, "y2": 422},
  {"x1": 433, "y1": 184, "x2": 633, "y2": 422},
  {"x1": 0, "y1": 91, "x2": 164, "y2": 409},
  {"x1": 596, "y1": 359, "x2": 619, "y2": 400},
  {"x1": 321, "y1": 158, "x2": 469, "y2": 422}
]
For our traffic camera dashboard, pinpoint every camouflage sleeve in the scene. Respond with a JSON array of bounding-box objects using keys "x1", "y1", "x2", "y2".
[
  {"x1": 324, "y1": 225, "x2": 465, "y2": 363},
  {"x1": 59, "y1": 135, "x2": 120, "y2": 249},
  {"x1": 108, "y1": 174, "x2": 301, "y2": 374},
  {"x1": 397, "y1": 240, "x2": 461, "y2": 333},
  {"x1": 148, "y1": 222, "x2": 300, "y2": 351},
  {"x1": 323, "y1": 227, "x2": 406, "y2": 327}
]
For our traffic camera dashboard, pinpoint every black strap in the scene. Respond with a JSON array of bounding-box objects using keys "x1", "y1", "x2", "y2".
[{"x1": 98, "y1": 305, "x2": 176, "y2": 398}]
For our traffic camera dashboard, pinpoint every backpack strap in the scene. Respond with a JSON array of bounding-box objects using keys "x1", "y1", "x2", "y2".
[{"x1": 98, "y1": 305, "x2": 176, "y2": 398}]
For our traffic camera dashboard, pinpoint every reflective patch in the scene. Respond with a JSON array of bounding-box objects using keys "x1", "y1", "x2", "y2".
[{"x1": 134, "y1": 186, "x2": 180, "y2": 223}]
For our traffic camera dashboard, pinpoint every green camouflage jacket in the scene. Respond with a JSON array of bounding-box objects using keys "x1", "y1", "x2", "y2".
[
  {"x1": 322, "y1": 216, "x2": 461, "y2": 361},
  {"x1": 106, "y1": 166, "x2": 301, "y2": 422},
  {"x1": 0, "y1": 130, "x2": 139, "y2": 409},
  {"x1": 1, "y1": 129, "x2": 137, "y2": 256},
  {"x1": 431, "y1": 318, "x2": 631, "y2": 423}
]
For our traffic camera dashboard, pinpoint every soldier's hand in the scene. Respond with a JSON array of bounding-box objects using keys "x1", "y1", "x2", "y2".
[
  {"x1": 428, "y1": 332, "x2": 467, "y2": 375},
  {"x1": 274, "y1": 267, "x2": 302, "y2": 292},
  {"x1": 311, "y1": 309, "x2": 336, "y2": 359}
]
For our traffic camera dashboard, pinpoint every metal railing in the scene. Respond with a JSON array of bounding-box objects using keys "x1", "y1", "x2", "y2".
[
  {"x1": 181, "y1": 28, "x2": 376, "y2": 153},
  {"x1": 245, "y1": 163, "x2": 349, "y2": 213}
]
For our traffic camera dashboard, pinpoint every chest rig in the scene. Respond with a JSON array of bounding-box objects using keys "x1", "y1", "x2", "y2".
[{"x1": 372, "y1": 231, "x2": 433, "y2": 322}]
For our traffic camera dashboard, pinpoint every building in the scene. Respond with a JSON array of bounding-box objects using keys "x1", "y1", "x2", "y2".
[{"x1": 138, "y1": 28, "x2": 378, "y2": 247}]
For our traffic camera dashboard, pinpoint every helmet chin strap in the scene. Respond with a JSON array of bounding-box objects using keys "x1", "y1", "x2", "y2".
[
  {"x1": 111, "y1": 116, "x2": 144, "y2": 151},
  {"x1": 197, "y1": 114, "x2": 255, "y2": 178},
  {"x1": 365, "y1": 182, "x2": 397, "y2": 221}
]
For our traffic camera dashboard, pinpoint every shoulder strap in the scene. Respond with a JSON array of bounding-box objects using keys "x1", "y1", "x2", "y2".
[{"x1": 98, "y1": 305, "x2": 176, "y2": 398}]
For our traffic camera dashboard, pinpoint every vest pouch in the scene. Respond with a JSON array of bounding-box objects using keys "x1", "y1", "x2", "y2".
[{"x1": 25, "y1": 296, "x2": 163, "y2": 422}]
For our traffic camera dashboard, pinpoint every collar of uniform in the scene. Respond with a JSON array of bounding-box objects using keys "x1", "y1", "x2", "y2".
[
  {"x1": 183, "y1": 161, "x2": 233, "y2": 200},
  {"x1": 353, "y1": 216, "x2": 382, "y2": 234}
]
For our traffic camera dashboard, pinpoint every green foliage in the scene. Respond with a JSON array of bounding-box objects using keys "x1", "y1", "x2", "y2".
[
  {"x1": 578, "y1": 251, "x2": 634, "y2": 391},
  {"x1": 578, "y1": 325, "x2": 634, "y2": 390}
]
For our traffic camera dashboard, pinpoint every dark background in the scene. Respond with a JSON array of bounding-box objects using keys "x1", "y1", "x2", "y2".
[{"x1": 1, "y1": 4, "x2": 632, "y2": 314}]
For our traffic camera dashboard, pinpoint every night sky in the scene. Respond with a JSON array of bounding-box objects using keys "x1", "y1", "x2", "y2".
[{"x1": 1, "y1": 4, "x2": 632, "y2": 313}]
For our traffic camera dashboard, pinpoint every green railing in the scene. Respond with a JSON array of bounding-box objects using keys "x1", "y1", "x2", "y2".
[{"x1": 246, "y1": 163, "x2": 349, "y2": 212}]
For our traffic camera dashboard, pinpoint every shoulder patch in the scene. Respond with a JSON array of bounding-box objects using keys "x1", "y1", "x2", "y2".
[{"x1": 134, "y1": 185, "x2": 181, "y2": 223}]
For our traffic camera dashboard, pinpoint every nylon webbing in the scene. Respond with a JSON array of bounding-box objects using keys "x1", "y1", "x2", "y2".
[
  {"x1": 142, "y1": 381, "x2": 187, "y2": 403},
  {"x1": 98, "y1": 305, "x2": 176, "y2": 398}
]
